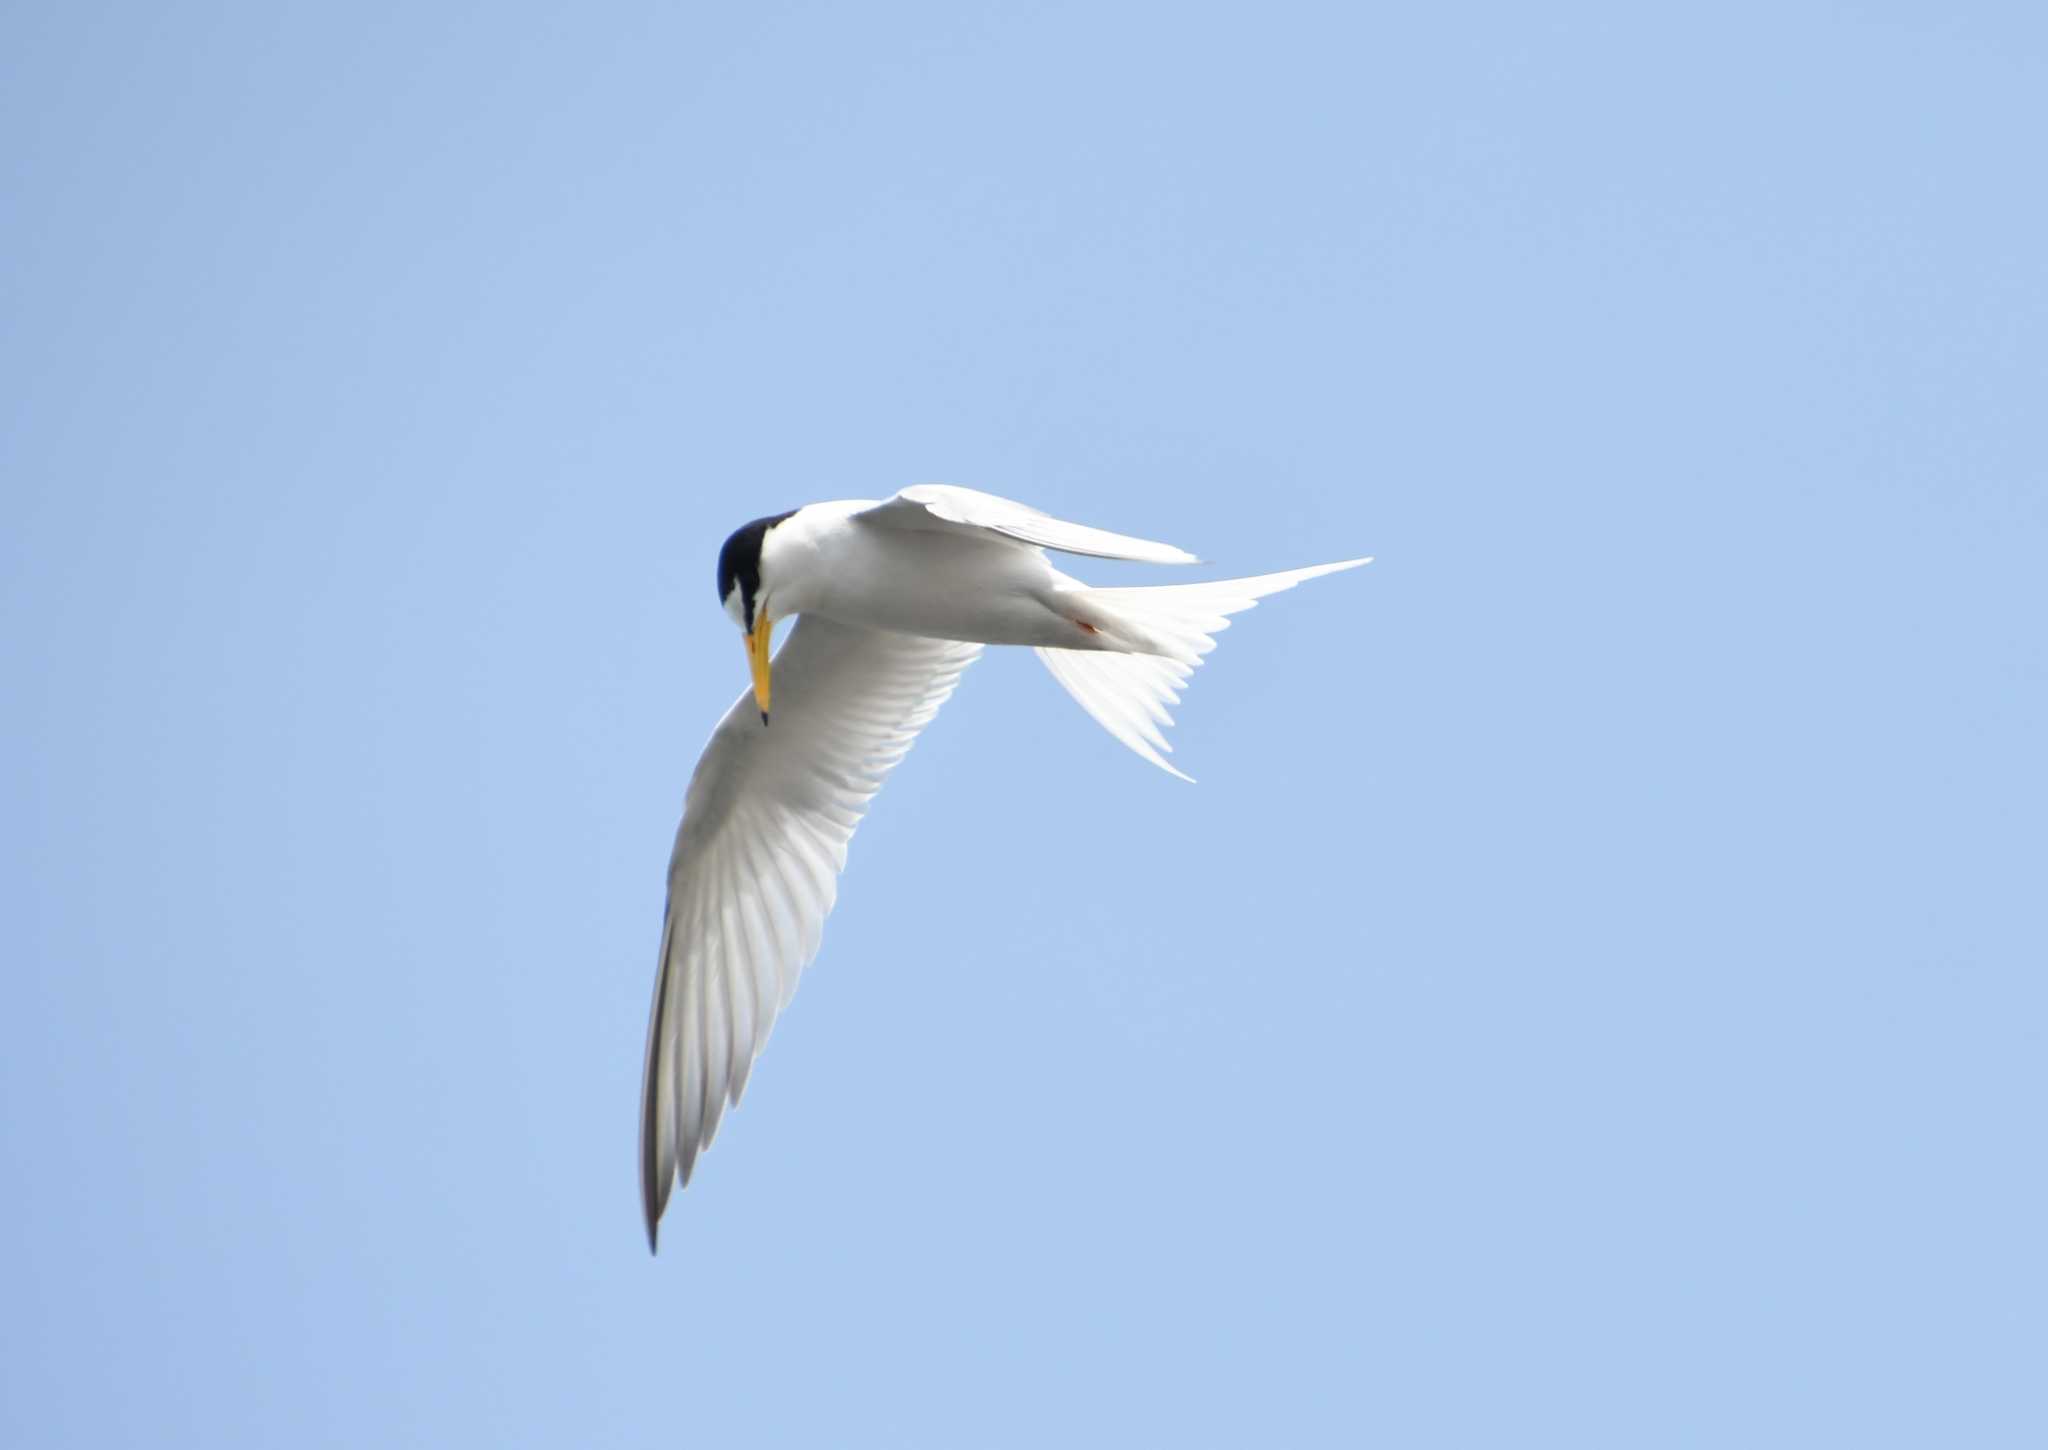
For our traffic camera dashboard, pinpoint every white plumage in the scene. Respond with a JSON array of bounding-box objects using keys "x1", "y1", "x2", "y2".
[{"x1": 639, "y1": 485, "x2": 1368, "y2": 1247}]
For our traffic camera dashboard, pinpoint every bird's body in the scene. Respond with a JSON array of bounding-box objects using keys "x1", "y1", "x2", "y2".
[
  {"x1": 640, "y1": 485, "x2": 1368, "y2": 1249},
  {"x1": 756, "y1": 500, "x2": 1091, "y2": 648}
]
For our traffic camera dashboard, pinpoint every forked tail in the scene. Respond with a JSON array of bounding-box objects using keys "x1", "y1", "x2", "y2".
[{"x1": 1035, "y1": 558, "x2": 1371, "y2": 781}]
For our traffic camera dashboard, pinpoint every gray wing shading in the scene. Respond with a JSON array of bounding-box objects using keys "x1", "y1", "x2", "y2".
[
  {"x1": 853, "y1": 483, "x2": 1199, "y2": 564},
  {"x1": 639, "y1": 616, "x2": 982, "y2": 1249}
]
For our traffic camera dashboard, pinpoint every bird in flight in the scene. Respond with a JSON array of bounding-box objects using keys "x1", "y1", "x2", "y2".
[{"x1": 639, "y1": 485, "x2": 1368, "y2": 1249}]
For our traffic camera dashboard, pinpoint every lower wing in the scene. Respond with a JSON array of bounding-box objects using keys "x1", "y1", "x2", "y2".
[{"x1": 639, "y1": 616, "x2": 981, "y2": 1249}]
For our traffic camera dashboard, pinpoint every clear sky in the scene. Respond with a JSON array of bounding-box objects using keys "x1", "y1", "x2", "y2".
[{"x1": 4, "y1": 2, "x2": 2044, "y2": 1445}]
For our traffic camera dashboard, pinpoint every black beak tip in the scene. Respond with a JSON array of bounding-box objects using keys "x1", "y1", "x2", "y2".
[{"x1": 759, "y1": 710, "x2": 770, "y2": 726}]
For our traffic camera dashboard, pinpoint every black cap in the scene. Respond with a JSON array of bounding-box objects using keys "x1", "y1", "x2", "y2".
[{"x1": 716, "y1": 510, "x2": 797, "y2": 629}]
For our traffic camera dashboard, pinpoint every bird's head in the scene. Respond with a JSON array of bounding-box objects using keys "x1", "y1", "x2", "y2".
[{"x1": 717, "y1": 510, "x2": 798, "y2": 724}]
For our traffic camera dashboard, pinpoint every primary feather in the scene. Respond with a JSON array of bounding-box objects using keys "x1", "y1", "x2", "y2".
[
  {"x1": 854, "y1": 484, "x2": 1200, "y2": 564},
  {"x1": 639, "y1": 616, "x2": 980, "y2": 1248}
]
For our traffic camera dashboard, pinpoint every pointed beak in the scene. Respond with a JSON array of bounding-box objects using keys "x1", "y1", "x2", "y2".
[{"x1": 745, "y1": 616, "x2": 774, "y2": 724}]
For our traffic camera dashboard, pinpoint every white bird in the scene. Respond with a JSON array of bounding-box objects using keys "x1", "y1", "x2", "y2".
[{"x1": 639, "y1": 485, "x2": 1369, "y2": 1249}]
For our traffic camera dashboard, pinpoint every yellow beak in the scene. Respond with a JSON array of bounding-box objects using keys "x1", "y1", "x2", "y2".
[{"x1": 746, "y1": 615, "x2": 774, "y2": 723}]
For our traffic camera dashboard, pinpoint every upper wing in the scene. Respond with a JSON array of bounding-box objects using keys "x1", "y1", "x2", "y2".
[
  {"x1": 853, "y1": 484, "x2": 1199, "y2": 564},
  {"x1": 639, "y1": 616, "x2": 981, "y2": 1249}
]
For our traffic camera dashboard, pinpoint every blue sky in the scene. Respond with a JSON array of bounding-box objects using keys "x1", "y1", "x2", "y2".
[{"x1": 4, "y1": 2, "x2": 2044, "y2": 1444}]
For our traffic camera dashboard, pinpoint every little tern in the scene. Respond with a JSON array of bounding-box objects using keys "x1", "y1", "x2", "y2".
[{"x1": 640, "y1": 484, "x2": 1369, "y2": 1249}]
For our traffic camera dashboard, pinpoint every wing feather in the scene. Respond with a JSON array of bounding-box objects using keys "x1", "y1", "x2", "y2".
[
  {"x1": 853, "y1": 483, "x2": 1199, "y2": 564},
  {"x1": 638, "y1": 616, "x2": 981, "y2": 1248}
]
